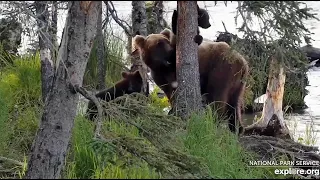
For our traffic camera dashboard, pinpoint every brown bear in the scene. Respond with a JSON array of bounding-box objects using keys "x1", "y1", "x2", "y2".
[
  {"x1": 85, "y1": 70, "x2": 144, "y2": 121},
  {"x1": 132, "y1": 29, "x2": 249, "y2": 133}
]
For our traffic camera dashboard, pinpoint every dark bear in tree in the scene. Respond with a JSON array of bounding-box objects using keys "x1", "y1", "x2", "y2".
[
  {"x1": 85, "y1": 70, "x2": 143, "y2": 121},
  {"x1": 171, "y1": 4, "x2": 211, "y2": 45},
  {"x1": 132, "y1": 28, "x2": 249, "y2": 134},
  {"x1": 167, "y1": 4, "x2": 211, "y2": 68}
]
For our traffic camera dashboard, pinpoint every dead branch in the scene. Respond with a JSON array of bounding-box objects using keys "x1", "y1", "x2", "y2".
[
  {"x1": 0, "y1": 156, "x2": 24, "y2": 166},
  {"x1": 221, "y1": 21, "x2": 228, "y2": 33},
  {"x1": 74, "y1": 85, "x2": 103, "y2": 139},
  {"x1": 104, "y1": 1, "x2": 132, "y2": 37},
  {"x1": 98, "y1": 134, "x2": 213, "y2": 179}
]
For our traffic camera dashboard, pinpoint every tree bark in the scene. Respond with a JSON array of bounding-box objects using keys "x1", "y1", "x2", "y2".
[
  {"x1": 154, "y1": 1, "x2": 166, "y2": 33},
  {"x1": 51, "y1": 1, "x2": 58, "y2": 64},
  {"x1": 244, "y1": 57, "x2": 291, "y2": 138},
  {"x1": 172, "y1": 1, "x2": 202, "y2": 120},
  {"x1": 96, "y1": 1, "x2": 106, "y2": 90},
  {"x1": 146, "y1": 1, "x2": 167, "y2": 34},
  {"x1": 35, "y1": 1, "x2": 54, "y2": 103},
  {"x1": 131, "y1": 1, "x2": 149, "y2": 95},
  {"x1": 24, "y1": 1, "x2": 99, "y2": 179}
]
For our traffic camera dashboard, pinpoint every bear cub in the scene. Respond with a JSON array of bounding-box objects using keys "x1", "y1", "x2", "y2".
[
  {"x1": 171, "y1": 4, "x2": 211, "y2": 45},
  {"x1": 86, "y1": 70, "x2": 143, "y2": 121}
]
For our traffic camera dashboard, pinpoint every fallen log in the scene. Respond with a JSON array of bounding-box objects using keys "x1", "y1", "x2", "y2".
[{"x1": 241, "y1": 115, "x2": 319, "y2": 179}]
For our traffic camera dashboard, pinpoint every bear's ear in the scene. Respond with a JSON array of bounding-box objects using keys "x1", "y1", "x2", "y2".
[
  {"x1": 121, "y1": 71, "x2": 129, "y2": 78},
  {"x1": 133, "y1": 35, "x2": 146, "y2": 49},
  {"x1": 160, "y1": 28, "x2": 172, "y2": 40}
]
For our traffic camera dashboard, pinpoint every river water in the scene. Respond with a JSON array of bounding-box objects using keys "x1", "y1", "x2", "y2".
[{"x1": 19, "y1": 1, "x2": 320, "y2": 147}]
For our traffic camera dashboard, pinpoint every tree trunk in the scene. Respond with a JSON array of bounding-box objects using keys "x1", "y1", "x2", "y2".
[
  {"x1": 96, "y1": 1, "x2": 106, "y2": 90},
  {"x1": 51, "y1": 1, "x2": 58, "y2": 64},
  {"x1": 24, "y1": 1, "x2": 99, "y2": 179},
  {"x1": 172, "y1": 1, "x2": 202, "y2": 120},
  {"x1": 35, "y1": 1, "x2": 54, "y2": 103},
  {"x1": 146, "y1": 1, "x2": 166, "y2": 34},
  {"x1": 131, "y1": 1, "x2": 149, "y2": 95},
  {"x1": 154, "y1": 1, "x2": 166, "y2": 33},
  {"x1": 244, "y1": 56, "x2": 291, "y2": 139}
]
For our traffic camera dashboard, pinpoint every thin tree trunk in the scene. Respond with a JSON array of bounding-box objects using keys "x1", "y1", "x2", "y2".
[
  {"x1": 24, "y1": 1, "x2": 99, "y2": 179},
  {"x1": 172, "y1": 1, "x2": 202, "y2": 120},
  {"x1": 131, "y1": 1, "x2": 149, "y2": 95},
  {"x1": 35, "y1": 1, "x2": 54, "y2": 103},
  {"x1": 244, "y1": 57, "x2": 291, "y2": 138},
  {"x1": 96, "y1": 1, "x2": 106, "y2": 90},
  {"x1": 154, "y1": 1, "x2": 165, "y2": 33},
  {"x1": 51, "y1": 1, "x2": 58, "y2": 64}
]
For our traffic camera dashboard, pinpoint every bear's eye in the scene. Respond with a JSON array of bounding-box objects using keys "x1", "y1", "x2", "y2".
[{"x1": 157, "y1": 41, "x2": 164, "y2": 46}]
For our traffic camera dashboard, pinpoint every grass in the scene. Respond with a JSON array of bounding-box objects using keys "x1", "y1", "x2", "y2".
[
  {"x1": 0, "y1": 34, "x2": 317, "y2": 179},
  {"x1": 0, "y1": 52, "x2": 41, "y2": 161},
  {"x1": 83, "y1": 30, "x2": 128, "y2": 90},
  {"x1": 184, "y1": 108, "x2": 284, "y2": 179}
]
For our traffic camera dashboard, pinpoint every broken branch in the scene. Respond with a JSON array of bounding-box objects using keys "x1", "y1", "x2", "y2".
[
  {"x1": 104, "y1": 1, "x2": 132, "y2": 36},
  {"x1": 73, "y1": 85, "x2": 103, "y2": 139}
]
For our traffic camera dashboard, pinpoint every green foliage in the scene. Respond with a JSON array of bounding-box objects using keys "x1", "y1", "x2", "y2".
[
  {"x1": 0, "y1": 17, "x2": 22, "y2": 55},
  {"x1": 184, "y1": 108, "x2": 281, "y2": 179},
  {"x1": 0, "y1": 54, "x2": 314, "y2": 178},
  {"x1": 236, "y1": 1, "x2": 318, "y2": 46},
  {"x1": 65, "y1": 116, "x2": 160, "y2": 179},
  {"x1": 83, "y1": 30, "x2": 128, "y2": 90},
  {"x1": 229, "y1": 1, "x2": 318, "y2": 112},
  {"x1": 149, "y1": 86, "x2": 170, "y2": 110},
  {"x1": 0, "y1": 43, "x2": 14, "y2": 68},
  {"x1": 0, "y1": 53, "x2": 41, "y2": 162}
]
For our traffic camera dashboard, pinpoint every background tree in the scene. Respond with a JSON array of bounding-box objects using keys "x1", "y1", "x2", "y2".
[
  {"x1": 24, "y1": 1, "x2": 99, "y2": 178},
  {"x1": 146, "y1": 1, "x2": 168, "y2": 34},
  {"x1": 172, "y1": 1, "x2": 202, "y2": 120},
  {"x1": 50, "y1": 1, "x2": 58, "y2": 63},
  {"x1": 230, "y1": 1, "x2": 319, "y2": 137},
  {"x1": 0, "y1": 18, "x2": 22, "y2": 56},
  {"x1": 131, "y1": 1, "x2": 149, "y2": 95},
  {"x1": 96, "y1": 1, "x2": 106, "y2": 90},
  {"x1": 34, "y1": 1, "x2": 54, "y2": 103}
]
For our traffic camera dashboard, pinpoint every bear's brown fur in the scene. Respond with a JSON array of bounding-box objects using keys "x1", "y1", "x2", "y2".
[
  {"x1": 85, "y1": 70, "x2": 144, "y2": 121},
  {"x1": 132, "y1": 29, "x2": 249, "y2": 133}
]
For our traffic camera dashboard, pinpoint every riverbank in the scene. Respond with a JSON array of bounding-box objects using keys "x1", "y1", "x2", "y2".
[{"x1": 243, "y1": 67, "x2": 320, "y2": 148}]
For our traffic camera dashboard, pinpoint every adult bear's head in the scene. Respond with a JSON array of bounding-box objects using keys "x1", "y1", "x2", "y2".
[{"x1": 132, "y1": 29, "x2": 175, "y2": 71}]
